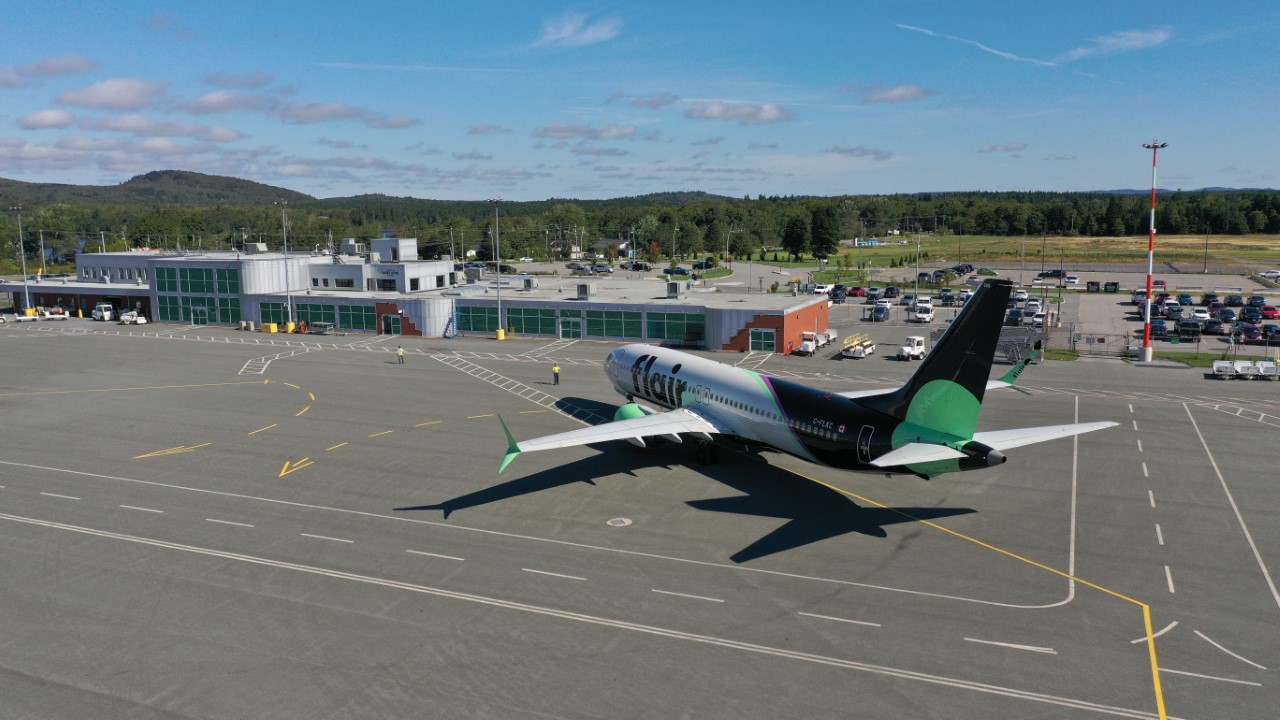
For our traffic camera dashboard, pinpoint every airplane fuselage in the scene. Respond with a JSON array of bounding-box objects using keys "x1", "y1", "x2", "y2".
[{"x1": 604, "y1": 344, "x2": 901, "y2": 472}]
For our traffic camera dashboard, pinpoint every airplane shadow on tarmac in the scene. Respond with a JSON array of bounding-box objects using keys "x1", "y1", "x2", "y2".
[{"x1": 394, "y1": 400, "x2": 975, "y2": 563}]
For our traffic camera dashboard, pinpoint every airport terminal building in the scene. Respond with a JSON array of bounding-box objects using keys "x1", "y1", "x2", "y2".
[{"x1": 2, "y1": 238, "x2": 830, "y2": 353}]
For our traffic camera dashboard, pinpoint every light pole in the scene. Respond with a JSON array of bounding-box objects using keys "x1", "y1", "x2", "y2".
[
  {"x1": 274, "y1": 199, "x2": 293, "y2": 325},
  {"x1": 1202, "y1": 222, "x2": 1211, "y2": 274},
  {"x1": 488, "y1": 197, "x2": 504, "y2": 340},
  {"x1": 1140, "y1": 141, "x2": 1168, "y2": 363},
  {"x1": 8, "y1": 206, "x2": 31, "y2": 312}
]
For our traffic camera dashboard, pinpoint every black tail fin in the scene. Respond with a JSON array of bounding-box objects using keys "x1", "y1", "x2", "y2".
[{"x1": 861, "y1": 279, "x2": 1013, "y2": 431}]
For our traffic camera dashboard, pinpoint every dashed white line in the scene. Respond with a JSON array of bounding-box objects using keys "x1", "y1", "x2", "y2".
[
  {"x1": 1164, "y1": 565, "x2": 1176, "y2": 594},
  {"x1": 1194, "y1": 630, "x2": 1268, "y2": 670},
  {"x1": 1141, "y1": 462, "x2": 1148, "y2": 478},
  {"x1": 651, "y1": 589, "x2": 724, "y2": 603},
  {"x1": 797, "y1": 612, "x2": 881, "y2": 628},
  {"x1": 1128, "y1": 403, "x2": 1134, "y2": 414},
  {"x1": 963, "y1": 637, "x2": 1057, "y2": 655},
  {"x1": 1154, "y1": 524, "x2": 1164, "y2": 546},
  {"x1": 119, "y1": 505, "x2": 164, "y2": 514},
  {"x1": 405, "y1": 549, "x2": 464, "y2": 562},
  {"x1": 1148, "y1": 490, "x2": 1156, "y2": 508},
  {"x1": 1136, "y1": 438, "x2": 1143, "y2": 453},
  {"x1": 1159, "y1": 668, "x2": 1262, "y2": 686},
  {"x1": 300, "y1": 533, "x2": 354, "y2": 544},
  {"x1": 522, "y1": 568, "x2": 587, "y2": 582},
  {"x1": 205, "y1": 518, "x2": 254, "y2": 528},
  {"x1": 1133, "y1": 420, "x2": 1139, "y2": 432},
  {"x1": 40, "y1": 492, "x2": 80, "y2": 500}
]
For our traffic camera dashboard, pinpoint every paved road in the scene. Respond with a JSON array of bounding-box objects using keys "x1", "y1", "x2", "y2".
[{"x1": 1, "y1": 321, "x2": 1276, "y2": 719}]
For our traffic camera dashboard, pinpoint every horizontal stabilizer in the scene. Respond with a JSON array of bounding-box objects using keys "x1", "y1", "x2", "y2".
[
  {"x1": 870, "y1": 443, "x2": 966, "y2": 468},
  {"x1": 972, "y1": 421, "x2": 1118, "y2": 451},
  {"x1": 838, "y1": 377, "x2": 1023, "y2": 401}
]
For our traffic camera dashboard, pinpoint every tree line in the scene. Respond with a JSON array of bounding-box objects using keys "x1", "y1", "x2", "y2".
[{"x1": 3, "y1": 188, "x2": 1278, "y2": 267}]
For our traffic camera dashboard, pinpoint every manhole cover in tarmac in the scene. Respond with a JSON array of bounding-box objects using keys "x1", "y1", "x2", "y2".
[{"x1": 606, "y1": 518, "x2": 633, "y2": 527}]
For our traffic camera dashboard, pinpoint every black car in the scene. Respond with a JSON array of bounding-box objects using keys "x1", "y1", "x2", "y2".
[
  {"x1": 1263, "y1": 324, "x2": 1280, "y2": 341},
  {"x1": 691, "y1": 257, "x2": 717, "y2": 270},
  {"x1": 1037, "y1": 269, "x2": 1066, "y2": 279},
  {"x1": 1247, "y1": 295, "x2": 1267, "y2": 308},
  {"x1": 1178, "y1": 320, "x2": 1202, "y2": 340},
  {"x1": 1225, "y1": 294, "x2": 1245, "y2": 307},
  {"x1": 870, "y1": 306, "x2": 890, "y2": 321},
  {"x1": 883, "y1": 285, "x2": 900, "y2": 299},
  {"x1": 1005, "y1": 309, "x2": 1024, "y2": 326},
  {"x1": 1240, "y1": 307, "x2": 1263, "y2": 324},
  {"x1": 1218, "y1": 308, "x2": 1237, "y2": 323},
  {"x1": 1203, "y1": 318, "x2": 1226, "y2": 335},
  {"x1": 1200, "y1": 292, "x2": 1219, "y2": 306},
  {"x1": 1149, "y1": 319, "x2": 1168, "y2": 339}
]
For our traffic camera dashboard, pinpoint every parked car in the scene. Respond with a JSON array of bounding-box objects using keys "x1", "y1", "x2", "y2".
[
  {"x1": 592, "y1": 263, "x2": 613, "y2": 273},
  {"x1": 847, "y1": 286, "x2": 866, "y2": 297},
  {"x1": 1013, "y1": 289, "x2": 1029, "y2": 301},
  {"x1": 1177, "y1": 293, "x2": 1194, "y2": 306},
  {"x1": 1262, "y1": 306, "x2": 1279, "y2": 320},
  {"x1": 1218, "y1": 308, "x2": 1237, "y2": 323},
  {"x1": 1200, "y1": 292, "x2": 1219, "y2": 306},
  {"x1": 1261, "y1": 270, "x2": 1280, "y2": 279},
  {"x1": 661, "y1": 266, "x2": 690, "y2": 276},
  {"x1": 1203, "y1": 318, "x2": 1226, "y2": 335},
  {"x1": 874, "y1": 299, "x2": 893, "y2": 310},
  {"x1": 1207, "y1": 301, "x2": 1225, "y2": 314},
  {"x1": 1226, "y1": 294, "x2": 1245, "y2": 307},
  {"x1": 1235, "y1": 322, "x2": 1263, "y2": 342},
  {"x1": 1037, "y1": 269, "x2": 1066, "y2": 279},
  {"x1": 1005, "y1": 309, "x2": 1024, "y2": 326},
  {"x1": 1164, "y1": 303, "x2": 1184, "y2": 320},
  {"x1": 1263, "y1": 324, "x2": 1280, "y2": 341},
  {"x1": 1031, "y1": 311, "x2": 1047, "y2": 328},
  {"x1": 865, "y1": 287, "x2": 883, "y2": 302},
  {"x1": 1191, "y1": 307, "x2": 1211, "y2": 321},
  {"x1": 518, "y1": 256, "x2": 534, "y2": 263},
  {"x1": 1178, "y1": 320, "x2": 1202, "y2": 340},
  {"x1": 1240, "y1": 307, "x2": 1262, "y2": 324},
  {"x1": 870, "y1": 306, "x2": 890, "y2": 322},
  {"x1": 1149, "y1": 319, "x2": 1168, "y2": 339},
  {"x1": 1066, "y1": 275, "x2": 1080, "y2": 284},
  {"x1": 812, "y1": 283, "x2": 834, "y2": 295},
  {"x1": 883, "y1": 285, "x2": 900, "y2": 299},
  {"x1": 900, "y1": 294, "x2": 916, "y2": 306},
  {"x1": 1025, "y1": 299, "x2": 1042, "y2": 314},
  {"x1": 565, "y1": 262, "x2": 586, "y2": 271},
  {"x1": 1247, "y1": 295, "x2": 1267, "y2": 308},
  {"x1": 691, "y1": 257, "x2": 717, "y2": 270}
]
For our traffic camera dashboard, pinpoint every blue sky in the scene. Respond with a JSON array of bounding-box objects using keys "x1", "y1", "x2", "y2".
[{"x1": 1, "y1": 2, "x2": 1276, "y2": 200}]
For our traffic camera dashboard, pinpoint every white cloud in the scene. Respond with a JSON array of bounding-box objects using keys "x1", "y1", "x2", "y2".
[
  {"x1": 80, "y1": 114, "x2": 245, "y2": 142},
  {"x1": 182, "y1": 90, "x2": 276, "y2": 115},
  {"x1": 273, "y1": 101, "x2": 419, "y2": 129},
  {"x1": 534, "y1": 123, "x2": 636, "y2": 140},
  {"x1": 979, "y1": 143, "x2": 1027, "y2": 153},
  {"x1": 19, "y1": 109, "x2": 75, "y2": 130},
  {"x1": 533, "y1": 13, "x2": 622, "y2": 48},
  {"x1": 1054, "y1": 28, "x2": 1171, "y2": 63},
  {"x1": 630, "y1": 92, "x2": 680, "y2": 109},
  {"x1": 570, "y1": 144, "x2": 628, "y2": 157},
  {"x1": 453, "y1": 151, "x2": 494, "y2": 161},
  {"x1": 468, "y1": 123, "x2": 511, "y2": 135},
  {"x1": 691, "y1": 136, "x2": 725, "y2": 146},
  {"x1": 824, "y1": 145, "x2": 893, "y2": 162},
  {"x1": 204, "y1": 71, "x2": 274, "y2": 89},
  {"x1": 23, "y1": 54, "x2": 97, "y2": 78},
  {"x1": 897, "y1": 24, "x2": 1055, "y2": 66},
  {"x1": 56, "y1": 135, "x2": 123, "y2": 151},
  {"x1": 0, "y1": 66, "x2": 21, "y2": 87},
  {"x1": 57, "y1": 78, "x2": 169, "y2": 111},
  {"x1": 684, "y1": 101, "x2": 794, "y2": 125},
  {"x1": 840, "y1": 83, "x2": 935, "y2": 104}
]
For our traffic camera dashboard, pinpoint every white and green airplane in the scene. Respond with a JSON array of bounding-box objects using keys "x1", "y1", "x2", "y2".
[{"x1": 500, "y1": 279, "x2": 1114, "y2": 478}]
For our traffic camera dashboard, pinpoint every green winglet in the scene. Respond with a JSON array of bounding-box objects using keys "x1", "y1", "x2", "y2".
[
  {"x1": 997, "y1": 341, "x2": 1041, "y2": 395},
  {"x1": 497, "y1": 414, "x2": 521, "y2": 473}
]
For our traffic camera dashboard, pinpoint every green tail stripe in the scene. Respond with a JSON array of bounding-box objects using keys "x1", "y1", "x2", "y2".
[{"x1": 497, "y1": 415, "x2": 521, "y2": 473}]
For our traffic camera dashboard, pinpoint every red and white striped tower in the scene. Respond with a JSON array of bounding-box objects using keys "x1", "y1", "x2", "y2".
[{"x1": 1140, "y1": 141, "x2": 1168, "y2": 363}]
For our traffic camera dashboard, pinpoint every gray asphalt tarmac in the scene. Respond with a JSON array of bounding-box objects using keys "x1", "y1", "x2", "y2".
[{"x1": 1, "y1": 320, "x2": 1277, "y2": 719}]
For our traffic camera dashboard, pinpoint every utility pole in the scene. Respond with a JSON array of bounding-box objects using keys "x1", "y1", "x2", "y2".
[
  {"x1": 274, "y1": 199, "x2": 293, "y2": 325},
  {"x1": 37, "y1": 229, "x2": 46, "y2": 274},
  {"x1": 1202, "y1": 222, "x2": 1211, "y2": 273},
  {"x1": 488, "y1": 198, "x2": 504, "y2": 340},
  {"x1": 8, "y1": 206, "x2": 31, "y2": 311},
  {"x1": 1140, "y1": 141, "x2": 1168, "y2": 363}
]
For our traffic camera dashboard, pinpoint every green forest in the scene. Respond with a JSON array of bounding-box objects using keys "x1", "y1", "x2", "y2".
[{"x1": 2, "y1": 170, "x2": 1279, "y2": 266}]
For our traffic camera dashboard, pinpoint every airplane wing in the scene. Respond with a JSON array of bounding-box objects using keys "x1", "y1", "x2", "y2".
[
  {"x1": 869, "y1": 421, "x2": 1117, "y2": 468},
  {"x1": 499, "y1": 408, "x2": 725, "y2": 472},
  {"x1": 972, "y1": 421, "x2": 1118, "y2": 451}
]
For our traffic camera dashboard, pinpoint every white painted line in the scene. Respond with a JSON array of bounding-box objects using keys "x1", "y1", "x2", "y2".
[
  {"x1": 1159, "y1": 668, "x2": 1262, "y2": 687},
  {"x1": 1155, "y1": 524, "x2": 1164, "y2": 546},
  {"x1": 1130, "y1": 621, "x2": 1177, "y2": 644},
  {"x1": 1164, "y1": 565, "x2": 1176, "y2": 594},
  {"x1": 651, "y1": 589, "x2": 724, "y2": 603},
  {"x1": 1132, "y1": 420, "x2": 1139, "y2": 432},
  {"x1": 1194, "y1": 630, "x2": 1268, "y2": 670},
  {"x1": 206, "y1": 518, "x2": 254, "y2": 528},
  {"x1": 522, "y1": 568, "x2": 587, "y2": 582},
  {"x1": 1148, "y1": 490, "x2": 1156, "y2": 508},
  {"x1": 1141, "y1": 462, "x2": 1148, "y2": 478},
  {"x1": 797, "y1": 612, "x2": 881, "y2": 627},
  {"x1": 1184, "y1": 403, "x2": 1280, "y2": 615},
  {"x1": 1128, "y1": 403, "x2": 1133, "y2": 413},
  {"x1": 40, "y1": 492, "x2": 80, "y2": 500},
  {"x1": 963, "y1": 637, "x2": 1057, "y2": 655},
  {"x1": 405, "y1": 549, "x2": 464, "y2": 562},
  {"x1": 119, "y1": 505, "x2": 164, "y2": 514},
  {"x1": 1136, "y1": 438, "x2": 1143, "y2": 453},
  {"x1": 300, "y1": 533, "x2": 354, "y2": 544}
]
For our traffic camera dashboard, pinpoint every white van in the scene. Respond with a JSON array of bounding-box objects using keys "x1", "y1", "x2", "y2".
[{"x1": 91, "y1": 302, "x2": 114, "y2": 321}]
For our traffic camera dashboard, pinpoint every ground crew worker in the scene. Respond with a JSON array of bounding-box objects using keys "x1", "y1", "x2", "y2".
[
  {"x1": 552, "y1": 363, "x2": 560, "y2": 385},
  {"x1": 397, "y1": 346, "x2": 405, "y2": 364}
]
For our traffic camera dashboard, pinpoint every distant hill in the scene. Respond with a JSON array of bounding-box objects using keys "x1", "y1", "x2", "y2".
[{"x1": 0, "y1": 170, "x2": 315, "y2": 205}]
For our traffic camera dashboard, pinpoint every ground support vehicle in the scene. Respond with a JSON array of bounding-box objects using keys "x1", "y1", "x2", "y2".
[
  {"x1": 1212, "y1": 360, "x2": 1237, "y2": 379},
  {"x1": 897, "y1": 336, "x2": 927, "y2": 360},
  {"x1": 117, "y1": 311, "x2": 148, "y2": 325},
  {"x1": 841, "y1": 333, "x2": 876, "y2": 359}
]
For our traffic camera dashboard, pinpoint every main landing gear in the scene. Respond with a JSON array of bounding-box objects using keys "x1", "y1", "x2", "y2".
[{"x1": 695, "y1": 442, "x2": 720, "y2": 465}]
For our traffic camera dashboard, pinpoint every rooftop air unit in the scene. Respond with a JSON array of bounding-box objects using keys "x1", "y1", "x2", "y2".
[
  {"x1": 576, "y1": 282, "x2": 597, "y2": 300},
  {"x1": 521, "y1": 277, "x2": 539, "y2": 291},
  {"x1": 245, "y1": 242, "x2": 268, "y2": 254},
  {"x1": 666, "y1": 281, "x2": 681, "y2": 299}
]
